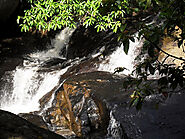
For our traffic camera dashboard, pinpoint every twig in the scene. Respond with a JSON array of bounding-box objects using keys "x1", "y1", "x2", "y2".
[
  {"x1": 143, "y1": 35, "x2": 185, "y2": 62},
  {"x1": 161, "y1": 55, "x2": 169, "y2": 65},
  {"x1": 127, "y1": 20, "x2": 185, "y2": 62}
]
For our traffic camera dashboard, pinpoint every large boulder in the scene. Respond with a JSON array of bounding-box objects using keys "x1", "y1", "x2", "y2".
[
  {"x1": 18, "y1": 113, "x2": 48, "y2": 130},
  {"x1": 40, "y1": 71, "x2": 185, "y2": 139},
  {"x1": 0, "y1": 109, "x2": 65, "y2": 139},
  {"x1": 41, "y1": 71, "x2": 129, "y2": 138},
  {"x1": 66, "y1": 26, "x2": 119, "y2": 59}
]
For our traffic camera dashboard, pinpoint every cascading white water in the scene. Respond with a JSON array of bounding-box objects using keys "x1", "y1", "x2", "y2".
[
  {"x1": 98, "y1": 37, "x2": 143, "y2": 75},
  {"x1": 0, "y1": 28, "x2": 143, "y2": 115},
  {"x1": 29, "y1": 28, "x2": 75, "y2": 61},
  {"x1": 0, "y1": 28, "x2": 75, "y2": 114}
]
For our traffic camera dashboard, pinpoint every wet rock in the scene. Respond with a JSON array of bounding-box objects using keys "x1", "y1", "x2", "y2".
[
  {"x1": 113, "y1": 89, "x2": 185, "y2": 139},
  {"x1": 0, "y1": 109, "x2": 65, "y2": 139},
  {"x1": 61, "y1": 56, "x2": 101, "y2": 77},
  {"x1": 40, "y1": 58, "x2": 67, "y2": 68},
  {"x1": 18, "y1": 113, "x2": 48, "y2": 130},
  {"x1": 66, "y1": 26, "x2": 119, "y2": 59},
  {"x1": 43, "y1": 71, "x2": 125, "y2": 138},
  {"x1": 39, "y1": 86, "x2": 58, "y2": 111},
  {"x1": 41, "y1": 71, "x2": 185, "y2": 139},
  {"x1": 0, "y1": 57, "x2": 23, "y2": 78}
]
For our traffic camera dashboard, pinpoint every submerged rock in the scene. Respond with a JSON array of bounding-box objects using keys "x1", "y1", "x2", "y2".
[{"x1": 40, "y1": 58, "x2": 67, "y2": 68}]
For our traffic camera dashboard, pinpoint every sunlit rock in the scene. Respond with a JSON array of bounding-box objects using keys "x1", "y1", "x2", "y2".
[
  {"x1": 159, "y1": 26, "x2": 185, "y2": 67},
  {"x1": 42, "y1": 71, "x2": 129, "y2": 138},
  {"x1": 41, "y1": 71, "x2": 185, "y2": 139}
]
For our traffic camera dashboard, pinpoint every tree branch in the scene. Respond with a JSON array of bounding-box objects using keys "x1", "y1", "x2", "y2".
[
  {"x1": 127, "y1": 18, "x2": 185, "y2": 62},
  {"x1": 143, "y1": 35, "x2": 185, "y2": 62}
]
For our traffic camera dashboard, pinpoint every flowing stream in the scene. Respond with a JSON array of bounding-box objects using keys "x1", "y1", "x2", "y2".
[
  {"x1": 0, "y1": 28, "x2": 142, "y2": 114},
  {"x1": 0, "y1": 28, "x2": 143, "y2": 138},
  {"x1": 98, "y1": 36, "x2": 143, "y2": 75},
  {"x1": 0, "y1": 28, "x2": 75, "y2": 114}
]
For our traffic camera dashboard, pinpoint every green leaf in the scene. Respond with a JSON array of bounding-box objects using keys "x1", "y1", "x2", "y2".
[
  {"x1": 158, "y1": 77, "x2": 168, "y2": 86},
  {"x1": 170, "y1": 81, "x2": 177, "y2": 90},
  {"x1": 146, "y1": 0, "x2": 151, "y2": 9},
  {"x1": 178, "y1": 40, "x2": 183, "y2": 48},
  {"x1": 159, "y1": 68, "x2": 168, "y2": 75},
  {"x1": 129, "y1": 37, "x2": 135, "y2": 42},
  {"x1": 148, "y1": 64, "x2": 155, "y2": 75},
  {"x1": 148, "y1": 46, "x2": 155, "y2": 57},
  {"x1": 17, "y1": 16, "x2": 20, "y2": 24},
  {"x1": 136, "y1": 97, "x2": 143, "y2": 110},
  {"x1": 132, "y1": 97, "x2": 139, "y2": 106},
  {"x1": 134, "y1": 8, "x2": 139, "y2": 12},
  {"x1": 118, "y1": 33, "x2": 123, "y2": 41},
  {"x1": 129, "y1": 97, "x2": 138, "y2": 108},
  {"x1": 123, "y1": 38, "x2": 129, "y2": 55},
  {"x1": 120, "y1": 23, "x2": 127, "y2": 32}
]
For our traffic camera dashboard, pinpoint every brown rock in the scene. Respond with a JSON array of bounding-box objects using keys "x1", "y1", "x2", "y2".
[
  {"x1": 18, "y1": 113, "x2": 48, "y2": 130},
  {"x1": 0, "y1": 110, "x2": 65, "y2": 139},
  {"x1": 45, "y1": 71, "x2": 134, "y2": 138},
  {"x1": 159, "y1": 27, "x2": 185, "y2": 67},
  {"x1": 43, "y1": 71, "x2": 127, "y2": 137}
]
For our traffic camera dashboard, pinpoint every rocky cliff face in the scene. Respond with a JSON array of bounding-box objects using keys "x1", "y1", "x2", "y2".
[{"x1": 0, "y1": 0, "x2": 19, "y2": 23}]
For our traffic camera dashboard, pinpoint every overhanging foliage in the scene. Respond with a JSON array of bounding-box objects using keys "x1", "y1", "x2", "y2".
[
  {"x1": 17, "y1": 0, "x2": 185, "y2": 109},
  {"x1": 17, "y1": 0, "x2": 128, "y2": 33}
]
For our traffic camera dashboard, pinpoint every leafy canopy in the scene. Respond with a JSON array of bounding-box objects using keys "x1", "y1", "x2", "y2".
[{"x1": 17, "y1": 0, "x2": 128, "y2": 33}]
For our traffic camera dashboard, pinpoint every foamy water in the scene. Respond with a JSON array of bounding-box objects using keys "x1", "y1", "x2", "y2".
[
  {"x1": 29, "y1": 28, "x2": 75, "y2": 61},
  {"x1": 0, "y1": 67, "x2": 67, "y2": 114},
  {"x1": 0, "y1": 29, "x2": 143, "y2": 114},
  {"x1": 98, "y1": 37, "x2": 143, "y2": 75},
  {"x1": 0, "y1": 28, "x2": 74, "y2": 114}
]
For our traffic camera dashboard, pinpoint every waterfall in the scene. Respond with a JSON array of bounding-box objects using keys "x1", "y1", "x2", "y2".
[
  {"x1": 98, "y1": 36, "x2": 143, "y2": 75},
  {"x1": 29, "y1": 28, "x2": 75, "y2": 61},
  {"x1": 0, "y1": 27, "x2": 148, "y2": 139},
  {"x1": 0, "y1": 27, "x2": 143, "y2": 115},
  {"x1": 0, "y1": 28, "x2": 75, "y2": 114}
]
